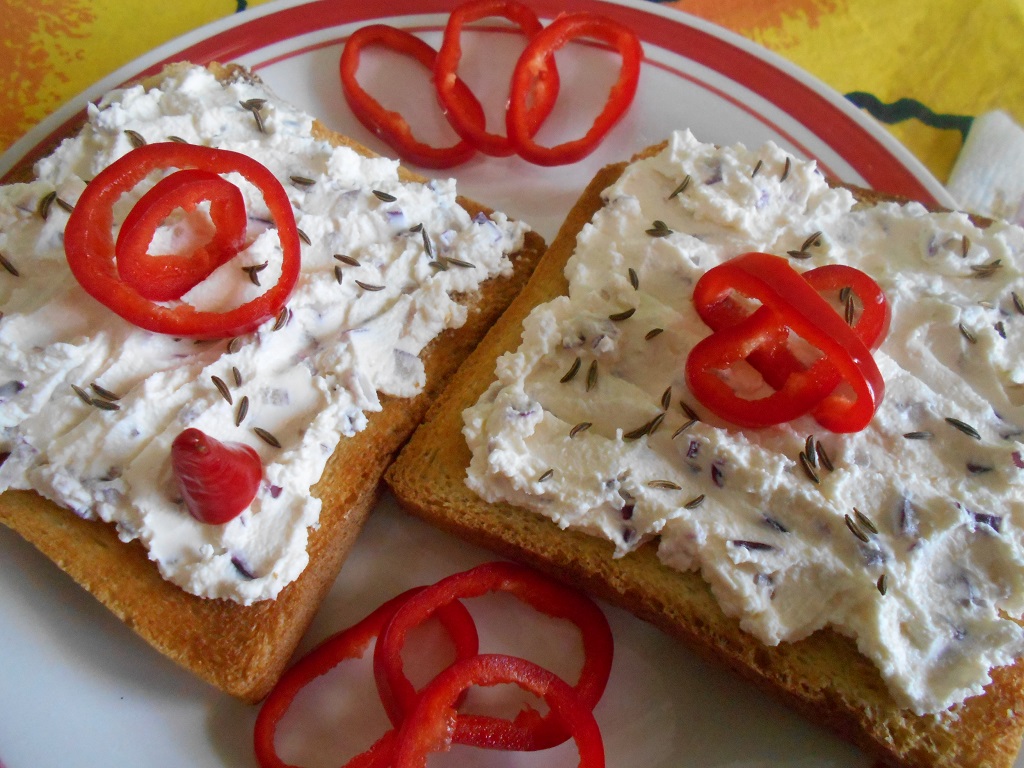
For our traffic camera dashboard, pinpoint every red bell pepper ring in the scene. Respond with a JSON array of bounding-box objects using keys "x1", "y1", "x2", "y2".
[
  {"x1": 373, "y1": 560, "x2": 613, "y2": 751},
  {"x1": 340, "y1": 24, "x2": 485, "y2": 168},
  {"x1": 115, "y1": 168, "x2": 247, "y2": 302},
  {"x1": 506, "y1": 12, "x2": 642, "y2": 166},
  {"x1": 696, "y1": 263, "x2": 890, "y2": 355},
  {"x1": 64, "y1": 142, "x2": 301, "y2": 338},
  {"x1": 685, "y1": 252, "x2": 888, "y2": 433},
  {"x1": 725, "y1": 263, "x2": 889, "y2": 432},
  {"x1": 253, "y1": 588, "x2": 479, "y2": 768},
  {"x1": 390, "y1": 654, "x2": 605, "y2": 768},
  {"x1": 434, "y1": 0, "x2": 560, "y2": 157}
]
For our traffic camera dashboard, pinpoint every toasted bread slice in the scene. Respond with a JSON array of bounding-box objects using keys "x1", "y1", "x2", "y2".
[
  {"x1": 0, "y1": 63, "x2": 545, "y2": 702},
  {"x1": 385, "y1": 150, "x2": 1024, "y2": 767}
]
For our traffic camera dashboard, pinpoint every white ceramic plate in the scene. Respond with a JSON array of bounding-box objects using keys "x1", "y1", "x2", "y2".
[{"x1": 1, "y1": 1, "x2": 996, "y2": 767}]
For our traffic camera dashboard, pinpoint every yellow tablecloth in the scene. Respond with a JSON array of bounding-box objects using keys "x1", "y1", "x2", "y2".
[{"x1": 2, "y1": 0, "x2": 1022, "y2": 186}]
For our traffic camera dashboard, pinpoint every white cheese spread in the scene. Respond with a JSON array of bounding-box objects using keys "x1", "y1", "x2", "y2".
[
  {"x1": 464, "y1": 130, "x2": 1024, "y2": 714},
  {"x1": 0, "y1": 63, "x2": 528, "y2": 604}
]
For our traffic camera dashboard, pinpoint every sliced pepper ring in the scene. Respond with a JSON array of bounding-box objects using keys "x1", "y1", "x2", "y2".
[
  {"x1": 685, "y1": 252, "x2": 888, "y2": 432},
  {"x1": 434, "y1": 0, "x2": 560, "y2": 157},
  {"x1": 390, "y1": 654, "x2": 605, "y2": 768},
  {"x1": 340, "y1": 24, "x2": 484, "y2": 168},
  {"x1": 373, "y1": 560, "x2": 613, "y2": 751},
  {"x1": 725, "y1": 263, "x2": 890, "y2": 432},
  {"x1": 115, "y1": 168, "x2": 247, "y2": 302},
  {"x1": 64, "y1": 142, "x2": 301, "y2": 338},
  {"x1": 253, "y1": 588, "x2": 479, "y2": 768},
  {"x1": 506, "y1": 11, "x2": 642, "y2": 166}
]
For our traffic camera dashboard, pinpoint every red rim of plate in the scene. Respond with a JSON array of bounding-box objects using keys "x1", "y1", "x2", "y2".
[{"x1": 2, "y1": 0, "x2": 942, "y2": 205}]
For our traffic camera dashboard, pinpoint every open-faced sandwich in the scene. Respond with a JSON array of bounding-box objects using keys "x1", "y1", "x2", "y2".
[
  {"x1": 0, "y1": 61, "x2": 545, "y2": 702},
  {"x1": 387, "y1": 130, "x2": 1024, "y2": 767}
]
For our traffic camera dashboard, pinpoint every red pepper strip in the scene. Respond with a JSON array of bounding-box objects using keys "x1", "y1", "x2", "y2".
[
  {"x1": 342, "y1": 730, "x2": 398, "y2": 768},
  {"x1": 506, "y1": 12, "x2": 642, "y2": 166},
  {"x1": 253, "y1": 588, "x2": 479, "y2": 768},
  {"x1": 340, "y1": 24, "x2": 484, "y2": 168},
  {"x1": 699, "y1": 263, "x2": 889, "y2": 360},
  {"x1": 685, "y1": 252, "x2": 887, "y2": 432},
  {"x1": 391, "y1": 654, "x2": 605, "y2": 768},
  {"x1": 374, "y1": 560, "x2": 613, "y2": 751},
  {"x1": 696, "y1": 261, "x2": 890, "y2": 432},
  {"x1": 64, "y1": 143, "x2": 300, "y2": 338},
  {"x1": 806, "y1": 264, "x2": 890, "y2": 351},
  {"x1": 434, "y1": 0, "x2": 560, "y2": 157},
  {"x1": 115, "y1": 168, "x2": 247, "y2": 302},
  {"x1": 722, "y1": 264, "x2": 890, "y2": 432}
]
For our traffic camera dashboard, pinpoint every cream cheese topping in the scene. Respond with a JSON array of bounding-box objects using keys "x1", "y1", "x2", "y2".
[
  {"x1": 464, "y1": 130, "x2": 1024, "y2": 714},
  {"x1": 0, "y1": 64, "x2": 528, "y2": 604}
]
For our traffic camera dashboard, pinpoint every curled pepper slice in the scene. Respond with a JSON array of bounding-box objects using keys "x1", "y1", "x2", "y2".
[
  {"x1": 253, "y1": 588, "x2": 479, "y2": 768},
  {"x1": 374, "y1": 560, "x2": 613, "y2": 751},
  {"x1": 391, "y1": 654, "x2": 605, "y2": 768},
  {"x1": 685, "y1": 252, "x2": 889, "y2": 433},
  {"x1": 434, "y1": 0, "x2": 560, "y2": 157},
  {"x1": 727, "y1": 263, "x2": 890, "y2": 432},
  {"x1": 64, "y1": 142, "x2": 300, "y2": 338},
  {"x1": 506, "y1": 12, "x2": 642, "y2": 166},
  {"x1": 116, "y1": 168, "x2": 247, "y2": 302},
  {"x1": 340, "y1": 24, "x2": 484, "y2": 168}
]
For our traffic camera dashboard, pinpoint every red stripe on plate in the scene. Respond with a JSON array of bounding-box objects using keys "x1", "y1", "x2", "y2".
[{"x1": 7, "y1": 0, "x2": 937, "y2": 204}]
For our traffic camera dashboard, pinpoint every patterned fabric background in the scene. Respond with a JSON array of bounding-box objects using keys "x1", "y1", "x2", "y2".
[{"x1": 665, "y1": 0, "x2": 1024, "y2": 182}]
